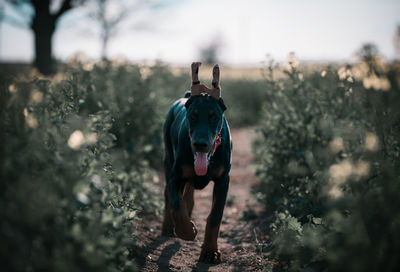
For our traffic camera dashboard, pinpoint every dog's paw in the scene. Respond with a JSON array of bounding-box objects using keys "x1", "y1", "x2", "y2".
[
  {"x1": 199, "y1": 248, "x2": 222, "y2": 264},
  {"x1": 174, "y1": 220, "x2": 198, "y2": 241}
]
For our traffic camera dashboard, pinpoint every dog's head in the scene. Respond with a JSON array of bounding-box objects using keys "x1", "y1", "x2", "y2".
[{"x1": 184, "y1": 62, "x2": 226, "y2": 176}]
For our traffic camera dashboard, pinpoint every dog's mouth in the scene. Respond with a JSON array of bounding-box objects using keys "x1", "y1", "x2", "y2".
[
  {"x1": 190, "y1": 134, "x2": 220, "y2": 176},
  {"x1": 193, "y1": 152, "x2": 209, "y2": 176}
]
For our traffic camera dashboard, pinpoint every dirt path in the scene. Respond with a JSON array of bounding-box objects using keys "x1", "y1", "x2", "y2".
[{"x1": 134, "y1": 128, "x2": 268, "y2": 271}]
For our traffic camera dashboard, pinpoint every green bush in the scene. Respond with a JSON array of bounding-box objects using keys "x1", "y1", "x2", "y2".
[
  {"x1": 223, "y1": 79, "x2": 267, "y2": 127},
  {"x1": 255, "y1": 57, "x2": 400, "y2": 271},
  {"x1": 65, "y1": 60, "x2": 171, "y2": 168},
  {"x1": 0, "y1": 61, "x2": 168, "y2": 271}
]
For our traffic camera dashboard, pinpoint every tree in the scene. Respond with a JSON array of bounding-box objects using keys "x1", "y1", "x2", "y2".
[
  {"x1": 394, "y1": 25, "x2": 400, "y2": 57},
  {"x1": 357, "y1": 43, "x2": 380, "y2": 75},
  {"x1": 0, "y1": 3, "x2": 4, "y2": 60},
  {"x1": 87, "y1": 0, "x2": 144, "y2": 59},
  {"x1": 199, "y1": 34, "x2": 224, "y2": 65},
  {"x1": 5, "y1": 0, "x2": 83, "y2": 75}
]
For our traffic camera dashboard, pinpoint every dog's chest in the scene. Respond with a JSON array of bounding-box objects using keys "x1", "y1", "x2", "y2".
[{"x1": 182, "y1": 162, "x2": 225, "y2": 180}]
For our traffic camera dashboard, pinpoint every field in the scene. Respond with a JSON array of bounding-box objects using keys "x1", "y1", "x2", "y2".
[{"x1": 1, "y1": 55, "x2": 399, "y2": 271}]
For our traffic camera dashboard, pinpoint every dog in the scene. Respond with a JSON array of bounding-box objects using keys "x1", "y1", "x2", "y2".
[{"x1": 161, "y1": 62, "x2": 232, "y2": 264}]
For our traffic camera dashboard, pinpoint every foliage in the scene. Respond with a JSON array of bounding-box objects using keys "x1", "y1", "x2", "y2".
[
  {"x1": 0, "y1": 60, "x2": 169, "y2": 271},
  {"x1": 66, "y1": 59, "x2": 168, "y2": 168},
  {"x1": 255, "y1": 55, "x2": 400, "y2": 271},
  {"x1": 223, "y1": 79, "x2": 267, "y2": 127}
]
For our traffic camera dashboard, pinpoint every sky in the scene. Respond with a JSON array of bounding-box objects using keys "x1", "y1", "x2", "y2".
[{"x1": 0, "y1": 0, "x2": 399, "y2": 65}]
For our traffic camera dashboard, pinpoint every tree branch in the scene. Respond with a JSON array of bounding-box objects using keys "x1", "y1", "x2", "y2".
[
  {"x1": 5, "y1": 1, "x2": 32, "y2": 28},
  {"x1": 2, "y1": 13, "x2": 30, "y2": 28},
  {"x1": 53, "y1": 0, "x2": 72, "y2": 19}
]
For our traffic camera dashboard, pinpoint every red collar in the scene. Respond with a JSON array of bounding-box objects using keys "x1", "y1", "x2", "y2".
[{"x1": 211, "y1": 131, "x2": 222, "y2": 156}]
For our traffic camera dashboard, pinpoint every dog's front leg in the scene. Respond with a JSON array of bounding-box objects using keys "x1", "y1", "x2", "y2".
[
  {"x1": 168, "y1": 165, "x2": 198, "y2": 241},
  {"x1": 200, "y1": 174, "x2": 229, "y2": 264}
]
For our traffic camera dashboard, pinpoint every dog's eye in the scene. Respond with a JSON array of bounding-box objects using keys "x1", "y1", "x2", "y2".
[
  {"x1": 190, "y1": 110, "x2": 198, "y2": 121},
  {"x1": 209, "y1": 114, "x2": 218, "y2": 121}
]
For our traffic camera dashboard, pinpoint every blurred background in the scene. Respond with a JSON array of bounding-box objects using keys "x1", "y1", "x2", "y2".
[
  {"x1": 1, "y1": 1, "x2": 400, "y2": 271},
  {"x1": 0, "y1": 0, "x2": 399, "y2": 72}
]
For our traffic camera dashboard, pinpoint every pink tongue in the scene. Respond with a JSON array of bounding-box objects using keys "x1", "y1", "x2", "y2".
[{"x1": 194, "y1": 152, "x2": 208, "y2": 176}]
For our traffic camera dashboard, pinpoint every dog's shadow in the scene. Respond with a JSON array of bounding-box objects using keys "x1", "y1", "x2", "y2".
[
  {"x1": 135, "y1": 235, "x2": 181, "y2": 272},
  {"x1": 156, "y1": 241, "x2": 181, "y2": 272}
]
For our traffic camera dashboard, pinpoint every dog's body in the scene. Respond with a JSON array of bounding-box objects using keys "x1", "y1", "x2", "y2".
[{"x1": 162, "y1": 63, "x2": 231, "y2": 263}]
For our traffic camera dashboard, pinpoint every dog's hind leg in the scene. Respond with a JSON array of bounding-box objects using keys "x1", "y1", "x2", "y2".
[
  {"x1": 162, "y1": 104, "x2": 177, "y2": 237},
  {"x1": 161, "y1": 186, "x2": 175, "y2": 237}
]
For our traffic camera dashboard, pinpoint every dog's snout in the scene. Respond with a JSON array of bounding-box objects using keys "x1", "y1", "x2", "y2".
[{"x1": 193, "y1": 141, "x2": 208, "y2": 151}]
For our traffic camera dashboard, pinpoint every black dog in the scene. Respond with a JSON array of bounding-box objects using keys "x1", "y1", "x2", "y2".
[{"x1": 162, "y1": 62, "x2": 232, "y2": 263}]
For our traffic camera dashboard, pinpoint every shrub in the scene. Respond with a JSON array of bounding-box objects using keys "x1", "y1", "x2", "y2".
[
  {"x1": 223, "y1": 79, "x2": 267, "y2": 127},
  {"x1": 255, "y1": 57, "x2": 400, "y2": 271},
  {"x1": 0, "y1": 61, "x2": 168, "y2": 271},
  {"x1": 65, "y1": 60, "x2": 171, "y2": 169}
]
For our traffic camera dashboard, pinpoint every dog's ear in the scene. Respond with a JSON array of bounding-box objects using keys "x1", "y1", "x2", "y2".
[
  {"x1": 212, "y1": 64, "x2": 220, "y2": 89},
  {"x1": 190, "y1": 62, "x2": 222, "y2": 99},
  {"x1": 191, "y1": 62, "x2": 201, "y2": 83},
  {"x1": 207, "y1": 64, "x2": 221, "y2": 99},
  {"x1": 191, "y1": 62, "x2": 203, "y2": 96}
]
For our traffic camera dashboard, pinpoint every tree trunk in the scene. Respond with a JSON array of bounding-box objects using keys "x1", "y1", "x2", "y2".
[
  {"x1": 101, "y1": 35, "x2": 108, "y2": 60},
  {"x1": 31, "y1": 0, "x2": 56, "y2": 75},
  {"x1": 33, "y1": 25, "x2": 55, "y2": 75}
]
